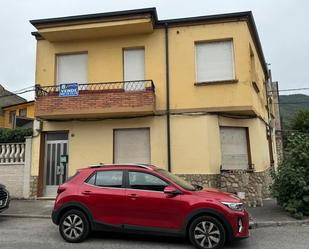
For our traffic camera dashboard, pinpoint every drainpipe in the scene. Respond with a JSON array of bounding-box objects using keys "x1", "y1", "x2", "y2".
[{"x1": 165, "y1": 23, "x2": 172, "y2": 172}]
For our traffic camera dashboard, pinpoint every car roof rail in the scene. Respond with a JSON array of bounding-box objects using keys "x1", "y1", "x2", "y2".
[{"x1": 89, "y1": 163, "x2": 154, "y2": 170}]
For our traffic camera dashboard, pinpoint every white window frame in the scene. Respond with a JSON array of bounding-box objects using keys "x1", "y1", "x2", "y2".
[{"x1": 195, "y1": 40, "x2": 235, "y2": 83}]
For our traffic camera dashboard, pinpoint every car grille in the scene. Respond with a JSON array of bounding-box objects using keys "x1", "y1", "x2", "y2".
[{"x1": 0, "y1": 189, "x2": 8, "y2": 207}]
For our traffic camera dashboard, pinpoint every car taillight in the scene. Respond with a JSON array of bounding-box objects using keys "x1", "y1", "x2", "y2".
[{"x1": 57, "y1": 186, "x2": 66, "y2": 194}]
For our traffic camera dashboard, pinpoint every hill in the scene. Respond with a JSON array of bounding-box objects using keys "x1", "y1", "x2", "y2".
[{"x1": 278, "y1": 94, "x2": 309, "y2": 129}]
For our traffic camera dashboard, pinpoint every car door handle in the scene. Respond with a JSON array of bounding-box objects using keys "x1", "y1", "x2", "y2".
[
  {"x1": 82, "y1": 190, "x2": 92, "y2": 195},
  {"x1": 129, "y1": 193, "x2": 138, "y2": 199}
]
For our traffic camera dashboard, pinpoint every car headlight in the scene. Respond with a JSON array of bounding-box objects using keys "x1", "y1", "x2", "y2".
[{"x1": 221, "y1": 202, "x2": 244, "y2": 211}]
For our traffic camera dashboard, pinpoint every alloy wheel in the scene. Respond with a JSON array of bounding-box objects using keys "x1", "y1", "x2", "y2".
[
  {"x1": 193, "y1": 221, "x2": 221, "y2": 249},
  {"x1": 62, "y1": 214, "x2": 84, "y2": 240}
]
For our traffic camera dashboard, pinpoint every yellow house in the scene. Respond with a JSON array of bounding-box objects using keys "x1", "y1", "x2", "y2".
[
  {"x1": 1, "y1": 101, "x2": 35, "y2": 129},
  {"x1": 30, "y1": 8, "x2": 276, "y2": 204}
]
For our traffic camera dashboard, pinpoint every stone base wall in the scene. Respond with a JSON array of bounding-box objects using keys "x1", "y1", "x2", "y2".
[
  {"x1": 29, "y1": 176, "x2": 38, "y2": 199},
  {"x1": 220, "y1": 168, "x2": 272, "y2": 207},
  {"x1": 177, "y1": 174, "x2": 221, "y2": 188},
  {"x1": 178, "y1": 168, "x2": 272, "y2": 207}
]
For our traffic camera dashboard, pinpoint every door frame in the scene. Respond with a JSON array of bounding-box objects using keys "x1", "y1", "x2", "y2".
[{"x1": 37, "y1": 130, "x2": 69, "y2": 197}]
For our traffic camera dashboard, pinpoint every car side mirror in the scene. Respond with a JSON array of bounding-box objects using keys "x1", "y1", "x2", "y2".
[{"x1": 164, "y1": 186, "x2": 178, "y2": 195}]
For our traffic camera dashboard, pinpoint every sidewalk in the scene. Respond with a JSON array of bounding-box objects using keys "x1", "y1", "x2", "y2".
[
  {"x1": 0, "y1": 199, "x2": 53, "y2": 218},
  {"x1": 1, "y1": 198, "x2": 309, "y2": 228},
  {"x1": 247, "y1": 199, "x2": 309, "y2": 228}
]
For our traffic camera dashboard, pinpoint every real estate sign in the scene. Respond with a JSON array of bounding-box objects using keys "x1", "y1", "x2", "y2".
[{"x1": 59, "y1": 83, "x2": 79, "y2": 97}]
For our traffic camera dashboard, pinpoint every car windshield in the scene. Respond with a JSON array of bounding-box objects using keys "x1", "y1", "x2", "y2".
[{"x1": 156, "y1": 169, "x2": 197, "y2": 191}]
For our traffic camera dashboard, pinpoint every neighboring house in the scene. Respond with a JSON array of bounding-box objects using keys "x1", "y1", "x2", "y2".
[
  {"x1": 0, "y1": 84, "x2": 27, "y2": 127},
  {"x1": 271, "y1": 81, "x2": 283, "y2": 164},
  {"x1": 29, "y1": 8, "x2": 276, "y2": 204},
  {"x1": 1, "y1": 101, "x2": 35, "y2": 129}
]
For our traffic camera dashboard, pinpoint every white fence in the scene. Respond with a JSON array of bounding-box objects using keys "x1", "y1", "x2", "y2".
[
  {"x1": 0, "y1": 138, "x2": 32, "y2": 198},
  {"x1": 0, "y1": 143, "x2": 25, "y2": 164}
]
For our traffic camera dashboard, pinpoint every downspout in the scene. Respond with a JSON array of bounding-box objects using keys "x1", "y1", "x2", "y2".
[{"x1": 165, "y1": 23, "x2": 172, "y2": 172}]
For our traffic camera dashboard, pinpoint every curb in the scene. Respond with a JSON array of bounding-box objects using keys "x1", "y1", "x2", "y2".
[
  {"x1": 0, "y1": 214, "x2": 50, "y2": 219},
  {"x1": 249, "y1": 219, "x2": 309, "y2": 229}
]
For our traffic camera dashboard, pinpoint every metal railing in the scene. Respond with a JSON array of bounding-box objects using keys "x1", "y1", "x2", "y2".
[{"x1": 35, "y1": 80, "x2": 155, "y2": 97}]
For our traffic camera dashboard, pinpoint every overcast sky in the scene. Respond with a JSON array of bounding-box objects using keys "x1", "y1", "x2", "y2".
[{"x1": 0, "y1": 0, "x2": 308, "y2": 100}]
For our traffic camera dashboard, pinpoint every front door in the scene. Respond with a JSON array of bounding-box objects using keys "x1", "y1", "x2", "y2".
[
  {"x1": 125, "y1": 171, "x2": 185, "y2": 230},
  {"x1": 44, "y1": 132, "x2": 69, "y2": 197}
]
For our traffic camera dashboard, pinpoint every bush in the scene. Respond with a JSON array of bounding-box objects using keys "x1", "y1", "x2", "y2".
[
  {"x1": 0, "y1": 128, "x2": 33, "y2": 143},
  {"x1": 271, "y1": 132, "x2": 309, "y2": 218}
]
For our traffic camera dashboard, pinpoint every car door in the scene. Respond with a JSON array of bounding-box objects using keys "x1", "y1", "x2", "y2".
[
  {"x1": 81, "y1": 170, "x2": 126, "y2": 226},
  {"x1": 125, "y1": 170, "x2": 186, "y2": 231}
]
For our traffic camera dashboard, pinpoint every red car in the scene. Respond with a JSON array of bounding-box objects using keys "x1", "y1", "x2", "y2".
[{"x1": 52, "y1": 164, "x2": 249, "y2": 249}]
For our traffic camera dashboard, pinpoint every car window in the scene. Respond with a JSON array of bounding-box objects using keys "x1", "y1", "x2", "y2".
[
  {"x1": 86, "y1": 170, "x2": 123, "y2": 188},
  {"x1": 156, "y1": 168, "x2": 196, "y2": 191},
  {"x1": 129, "y1": 171, "x2": 168, "y2": 192}
]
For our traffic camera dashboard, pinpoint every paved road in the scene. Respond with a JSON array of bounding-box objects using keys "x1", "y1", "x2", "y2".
[{"x1": 0, "y1": 217, "x2": 308, "y2": 249}]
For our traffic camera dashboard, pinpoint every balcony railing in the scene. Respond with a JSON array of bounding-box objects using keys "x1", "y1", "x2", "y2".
[
  {"x1": 35, "y1": 80, "x2": 156, "y2": 120},
  {"x1": 35, "y1": 80, "x2": 155, "y2": 97}
]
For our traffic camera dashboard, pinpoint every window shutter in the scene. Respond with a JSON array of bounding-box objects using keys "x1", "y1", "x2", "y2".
[
  {"x1": 196, "y1": 41, "x2": 234, "y2": 82},
  {"x1": 114, "y1": 128, "x2": 150, "y2": 164},
  {"x1": 220, "y1": 127, "x2": 249, "y2": 170},
  {"x1": 56, "y1": 53, "x2": 88, "y2": 85},
  {"x1": 123, "y1": 49, "x2": 145, "y2": 91}
]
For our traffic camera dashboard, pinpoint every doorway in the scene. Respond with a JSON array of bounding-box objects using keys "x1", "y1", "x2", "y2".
[{"x1": 44, "y1": 132, "x2": 69, "y2": 197}]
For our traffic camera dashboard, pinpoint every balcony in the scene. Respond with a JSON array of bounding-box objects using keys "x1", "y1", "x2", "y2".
[{"x1": 35, "y1": 80, "x2": 156, "y2": 120}]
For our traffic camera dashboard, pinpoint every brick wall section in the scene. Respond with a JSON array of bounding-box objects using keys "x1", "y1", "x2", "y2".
[{"x1": 35, "y1": 89, "x2": 155, "y2": 117}]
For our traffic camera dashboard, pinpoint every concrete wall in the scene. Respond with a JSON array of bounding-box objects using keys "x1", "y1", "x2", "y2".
[{"x1": 0, "y1": 138, "x2": 32, "y2": 198}]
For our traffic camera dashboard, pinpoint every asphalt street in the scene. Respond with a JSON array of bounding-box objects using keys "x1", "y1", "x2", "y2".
[{"x1": 0, "y1": 217, "x2": 308, "y2": 249}]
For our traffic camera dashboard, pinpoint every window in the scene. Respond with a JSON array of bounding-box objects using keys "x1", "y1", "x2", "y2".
[
  {"x1": 114, "y1": 128, "x2": 150, "y2": 164},
  {"x1": 19, "y1": 108, "x2": 27, "y2": 117},
  {"x1": 195, "y1": 40, "x2": 234, "y2": 82},
  {"x1": 87, "y1": 171, "x2": 123, "y2": 188},
  {"x1": 220, "y1": 127, "x2": 250, "y2": 170},
  {"x1": 56, "y1": 53, "x2": 88, "y2": 85},
  {"x1": 129, "y1": 171, "x2": 168, "y2": 192},
  {"x1": 9, "y1": 111, "x2": 16, "y2": 124},
  {"x1": 123, "y1": 48, "x2": 145, "y2": 91}
]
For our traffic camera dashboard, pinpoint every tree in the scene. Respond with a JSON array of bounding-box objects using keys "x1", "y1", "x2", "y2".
[{"x1": 289, "y1": 110, "x2": 309, "y2": 132}]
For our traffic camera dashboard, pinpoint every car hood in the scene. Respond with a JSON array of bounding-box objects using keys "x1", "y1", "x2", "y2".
[{"x1": 194, "y1": 187, "x2": 241, "y2": 202}]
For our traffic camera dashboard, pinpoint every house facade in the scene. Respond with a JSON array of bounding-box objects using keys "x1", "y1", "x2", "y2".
[
  {"x1": 30, "y1": 8, "x2": 276, "y2": 205},
  {"x1": 0, "y1": 84, "x2": 27, "y2": 127},
  {"x1": 1, "y1": 101, "x2": 35, "y2": 129}
]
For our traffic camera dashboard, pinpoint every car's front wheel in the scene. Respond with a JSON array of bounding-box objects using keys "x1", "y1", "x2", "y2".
[
  {"x1": 59, "y1": 209, "x2": 90, "y2": 243},
  {"x1": 189, "y1": 216, "x2": 226, "y2": 249}
]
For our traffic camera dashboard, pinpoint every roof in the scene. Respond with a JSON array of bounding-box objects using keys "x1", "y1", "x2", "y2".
[
  {"x1": 2, "y1": 100, "x2": 35, "y2": 110},
  {"x1": 0, "y1": 85, "x2": 27, "y2": 114},
  {"x1": 30, "y1": 8, "x2": 268, "y2": 76}
]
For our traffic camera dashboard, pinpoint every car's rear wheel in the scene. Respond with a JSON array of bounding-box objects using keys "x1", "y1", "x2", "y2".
[
  {"x1": 189, "y1": 216, "x2": 226, "y2": 249},
  {"x1": 59, "y1": 209, "x2": 90, "y2": 243}
]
